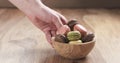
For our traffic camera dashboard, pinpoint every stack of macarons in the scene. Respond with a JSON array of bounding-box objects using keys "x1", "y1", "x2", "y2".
[{"x1": 55, "y1": 19, "x2": 94, "y2": 45}]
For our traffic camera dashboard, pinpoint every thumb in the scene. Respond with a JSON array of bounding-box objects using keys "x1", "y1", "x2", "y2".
[{"x1": 44, "y1": 30, "x2": 52, "y2": 44}]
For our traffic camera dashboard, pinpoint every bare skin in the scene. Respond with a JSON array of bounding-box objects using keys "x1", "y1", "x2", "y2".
[{"x1": 9, "y1": 0, "x2": 67, "y2": 44}]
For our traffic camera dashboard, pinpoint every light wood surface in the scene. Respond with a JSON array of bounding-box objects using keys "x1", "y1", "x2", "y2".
[{"x1": 0, "y1": 9, "x2": 120, "y2": 63}]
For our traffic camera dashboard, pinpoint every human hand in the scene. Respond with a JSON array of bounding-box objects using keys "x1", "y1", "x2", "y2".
[
  {"x1": 9, "y1": 0, "x2": 67, "y2": 44},
  {"x1": 27, "y1": 5, "x2": 67, "y2": 44}
]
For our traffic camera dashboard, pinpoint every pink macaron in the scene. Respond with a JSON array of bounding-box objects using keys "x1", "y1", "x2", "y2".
[{"x1": 74, "y1": 24, "x2": 87, "y2": 37}]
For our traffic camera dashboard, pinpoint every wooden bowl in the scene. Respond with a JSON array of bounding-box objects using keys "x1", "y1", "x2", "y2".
[
  {"x1": 52, "y1": 38, "x2": 95, "y2": 59},
  {"x1": 52, "y1": 20, "x2": 95, "y2": 59}
]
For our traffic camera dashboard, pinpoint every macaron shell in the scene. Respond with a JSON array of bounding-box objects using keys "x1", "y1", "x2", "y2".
[
  {"x1": 81, "y1": 33, "x2": 95, "y2": 42},
  {"x1": 57, "y1": 25, "x2": 70, "y2": 35},
  {"x1": 67, "y1": 19, "x2": 79, "y2": 31},
  {"x1": 74, "y1": 24, "x2": 87, "y2": 37},
  {"x1": 55, "y1": 34, "x2": 69, "y2": 43},
  {"x1": 69, "y1": 40, "x2": 82, "y2": 45},
  {"x1": 67, "y1": 31, "x2": 81, "y2": 41}
]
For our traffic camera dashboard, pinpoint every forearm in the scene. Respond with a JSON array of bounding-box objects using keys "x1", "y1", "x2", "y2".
[{"x1": 8, "y1": 0, "x2": 44, "y2": 15}]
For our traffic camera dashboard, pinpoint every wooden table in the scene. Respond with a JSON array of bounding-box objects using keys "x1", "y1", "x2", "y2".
[{"x1": 0, "y1": 9, "x2": 120, "y2": 63}]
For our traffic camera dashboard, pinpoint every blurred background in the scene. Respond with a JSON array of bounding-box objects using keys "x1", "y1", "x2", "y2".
[{"x1": 1, "y1": 0, "x2": 120, "y2": 8}]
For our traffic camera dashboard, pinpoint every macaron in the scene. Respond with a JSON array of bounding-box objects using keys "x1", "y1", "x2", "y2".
[
  {"x1": 55, "y1": 34, "x2": 69, "y2": 43},
  {"x1": 67, "y1": 19, "x2": 79, "y2": 31},
  {"x1": 67, "y1": 31, "x2": 81, "y2": 41},
  {"x1": 69, "y1": 40, "x2": 82, "y2": 45},
  {"x1": 74, "y1": 24, "x2": 87, "y2": 37},
  {"x1": 81, "y1": 32, "x2": 95, "y2": 42}
]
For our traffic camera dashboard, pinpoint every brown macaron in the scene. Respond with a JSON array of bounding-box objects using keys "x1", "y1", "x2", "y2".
[
  {"x1": 55, "y1": 34, "x2": 69, "y2": 43},
  {"x1": 81, "y1": 32, "x2": 95, "y2": 42},
  {"x1": 67, "y1": 19, "x2": 79, "y2": 31}
]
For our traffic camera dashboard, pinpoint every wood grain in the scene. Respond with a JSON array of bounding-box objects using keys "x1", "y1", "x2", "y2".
[{"x1": 0, "y1": 8, "x2": 120, "y2": 63}]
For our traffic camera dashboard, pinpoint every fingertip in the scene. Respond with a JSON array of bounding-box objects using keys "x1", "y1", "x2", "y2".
[
  {"x1": 47, "y1": 36, "x2": 52, "y2": 44},
  {"x1": 58, "y1": 14, "x2": 68, "y2": 25},
  {"x1": 60, "y1": 17, "x2": 67, "y2": 25}
]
